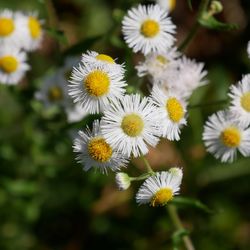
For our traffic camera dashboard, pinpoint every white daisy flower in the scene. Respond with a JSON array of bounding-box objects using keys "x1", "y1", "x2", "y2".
[
  {"x1": 101, "y1": 94, "x2": 160, "y2": 157},
  {"x1": 150, "y1": 85, "x2": 187, "y2": 141},
  {"x1": 168, "y1": 167, "x2": 183, "y2": 180},
  {"x1": 81, "y1": 51, "x2": 125, "y2": 74},
  {"x1": 0, "y1": 45, "x2": 30, "y2": 85},
  {"x1": 156, "y1": 0, "x2": 176, "y2": 12},
  {"x1": 18, "y1": 12, "x2": 43, "y2": 51},
  {"x1": 136, "y1": 171, "x2": 182, "y2": 206},
  {"x1": 115, "y1": 172, "x2": 131, "y2": 190},
  {"x1": 68, "y1": 62, "x2": 126, "y2": 114},
  {"x1": 228, "y1": 74, "x2": 250, "y2": 127},
  {"x1": 202, "y1": 110, "x2": 250, "y2": 163},
  {"x1": 73, "y1": 120, "x2": 128, "y2": 174},
  {"x1": 136, "y1": 47, "x2": 180, "y2": 83},
  {"x1": 0, "y1": 9, "x2": 23, "y2": 46},
  {"x1": 35, "y1": 73, "x2": 70, "y2": 108},
  {"x1": 122, "y1": 4, "x2": 176, "y2": 55},
  {"x1": 173, "y1": 56, "x2": 208, "y2": 99}
]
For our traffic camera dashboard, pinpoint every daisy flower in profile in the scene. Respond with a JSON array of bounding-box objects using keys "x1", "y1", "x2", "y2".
[
  {"x1": 156, "y1": 0, "x2": 176, "y2": 12},
  {"x1": 68, "y1": 62, "x2": 126, "y2": 114},
  {"x1": 136, "y1": 170, "x2": 182, "y2": 206},
  {"x1": 0, "y1": 9, "x2": 22, "y2": 45},
  {"x1": 228, "y1": 74, "x2": 250, "y2": 127},
  {"x1": 174, "y1": 56, "x2": 208, "y2": 99},
  {"x1": 202, "y1": 110, "x2": 250, "y2": 163},
  {"x1": 122, "y1": 4, "x2": 176, "y2": 55},
  {"x1": 0, "y1": 45, "x2": 30, "y2": 85},
  {"x1": 101, "y1": 94, "x2": 160, "y2": 157},
  {"x1": 35, "y1": 73, "x2": 69, "y2": 108},
  {"x1": 73, "y1": 120, "x2": 128, "y2": 174},
  {"x1": 136, "y1": 47, "x2": 180, "y2": 83},
  {"x1": 115, "y1": 172, "x2": 131, "y2": 190},
  {"x1": 81, "y1": 51, "x2": 124, "y2": 74},
  {"x1": 18, "y1": 12, "x2": 43, "y2": 51},
  {"x1": 150, "y1": 85, "x2": 187, "y2": 141}
]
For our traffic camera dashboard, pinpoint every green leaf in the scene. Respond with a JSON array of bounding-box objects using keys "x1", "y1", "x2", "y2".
[
  {"x1": 63, "y1": 35, "x2": 102, "y2": 57},
  {"x1": 45, "y1": 28, "x2": 68, "y2": 45},
  {"x1": 187, "y1": 0, "x2": 193, "y2": 10},
  {"x1": 198, "y1": 15, "x2": 238, "y2": 31},
  {"x1": 171, "y1": 196, "x2": 213, "y2": 214}
]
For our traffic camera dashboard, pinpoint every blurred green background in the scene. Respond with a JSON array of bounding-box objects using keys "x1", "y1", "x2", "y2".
[{"x1": 1, "y1": 0, "x2": 250, "y2": 249}]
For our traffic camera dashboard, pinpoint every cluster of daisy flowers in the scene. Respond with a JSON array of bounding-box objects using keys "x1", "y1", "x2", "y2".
[
  {"x1": 66, "y1": 2, "x2": 210, "y2": 206},
  {"x1": 0, "y1": 9, "x2": 43, "y2": 85},
  {"x1": 203, "y1": 73, "x2": 250, "y2": 163}
]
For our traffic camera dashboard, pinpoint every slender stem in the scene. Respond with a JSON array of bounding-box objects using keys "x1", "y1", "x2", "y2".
[
  {"x1": 141, "y1": 155, "x2": 154, "y2": 173},
  {"x1": 188, "y1": 99, "x2": 228, "y2": 109},
  {"x1": 178, "y1": 0, "x2": 211, "y2": 51},
  {"x1": 167, "y1": 204, "x2": 195, "y2": 250},
  {"x1": 130, "y1": 173, "x2": 152, "y2": 182}
]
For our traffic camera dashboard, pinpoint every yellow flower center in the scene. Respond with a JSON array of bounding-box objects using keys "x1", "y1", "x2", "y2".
[
  {"x1": 169, "y1": 0, "x2": 176, "y2": 12},
  {"x1": 151, "y1": 188, "x2": 173, "y2": 207},
  {"x1": 220, "y1": 127, "x2": 241, "y2": 148},
  {"x1": 140, "y1": 19, "x2": 160, "y2": 38},
  {"x1": 0, "y1": 18, "x2": 15, "y2": 37},
  {"x1": 121, "y1": 113, "x2": 144, "y2": 137},
  {"x1": 88, "y1": 137, "x2": 113, "y2": 162},
  {"x1": 166, "y1": 98, "x2": 184, "y2": 122},
  {"x1": 240, "y1": 92, "x2": 250, "y2": 112},
  {"x1": 156, "y1": 55, "x2": 169, "y2": 65},
  {"x1": 84, "y1": 70, "x2": 110, "y2": 97},
  {"x1": 48, "y1": 86, "x2": 63, "y2": 102},
  {"x1": 28, "y1": 17, "x2": 41, "y2": 39},
  {"x1": 0, "y1": 56, "x2": 18, "y2": 73},
  {"x1": 95, "y1": 54, "x2": 115, "y2": 64}
]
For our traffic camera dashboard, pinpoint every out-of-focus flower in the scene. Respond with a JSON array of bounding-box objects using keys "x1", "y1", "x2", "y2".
[
  {"x1": 0, "y1": 45, "x2": 30, "y2": 84},
  {"x1": 156, "y1": 0, "x2": 176, "y2": 12}
]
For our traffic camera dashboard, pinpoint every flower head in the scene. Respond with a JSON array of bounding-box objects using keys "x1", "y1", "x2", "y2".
[
  {"x1": 115, "y1": 172, "x2": 131, "y2": 190},
  {"x1": 101, "y1": 94, "x2": 160, "y2": 157},
  {"x1": 202, "y1": 110, "x2": 250, "y2": 163},
  {"x1": 122, "y1": 4, "x2": 176, "y2": 55},
  {"x1": 136, "y1": 171, "x2": 182, "y2": 206},
  {"x1": 150, "y1": 85, "x2": 187, "y2": 141},
  {"x1": 73, "y1": 120, "x2": 128, "y2": 174},
  {"x1": 229, "y1": 74, "x2": 250, "y2": 127},
  {"x1": 0, "y1": 45, "x2": 30, "y2": 85},
  {"x1": 156, "y1": 0, "x2": 176, "y2": 12}
]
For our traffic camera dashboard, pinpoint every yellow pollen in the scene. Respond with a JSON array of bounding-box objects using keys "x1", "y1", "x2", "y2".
[
  {"x1": 151, "y1": 188, "x2": 173, "y2": 207},
  {"x1": 0, "y1": 18, "x2": 14, "y2": 37},
  {"x1": 95, "y1": 54, "x2": 115, "y2": 64},
  {"x1": 84, "y1": 70, "x2": 110, "y2": 97},
  {"x1": 220, "y1": 127, "x2": 241, "y2": 148},
  {"x1": 0, "y1": 56, "x2": 18, "y2": 73},
  {"x1": 140, "y1": 19, "x2": 160, "y2": 38},
  {"x1": 240, "y1": 92, "x2": 250, "y2": 112},
  {"x1": 88, "y1": 137, "x2": 113, "y2": 162},
  {"x1": 28, "y1": 17, "x2": 41, "y2": 39},
  {"x1": 169, "y1": 0, "x2": 176, "y2": 12},
  {"x1": 166, "y1": 98, "x2": 184, "y2": 122},
  {"x1": 48, "y1": 86, "x2": 63, "y2": 102},
  {"x1": 156, "y1": 55, "x2": 169, "y2": 65},
  {"x1": 121, "y1": 113, "x2": 144, "y2": 137}
]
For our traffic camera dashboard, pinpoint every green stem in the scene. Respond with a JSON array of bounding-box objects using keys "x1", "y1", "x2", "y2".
[
  {"x1": 188, "y1": 99, "x2": 228, "y2": 109},
  {"x1": 130, "y1": 173, "x2": 153, "y2": 182},
  {"x1": 167, "y1": 204, "x2": 195, "y2": 250},
  {"x1": 141, "y1": 155, "x2": 154, "y2": 174},
  {"x1": 178, "y1": 0, "x2": 211, "y2": 51}
]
